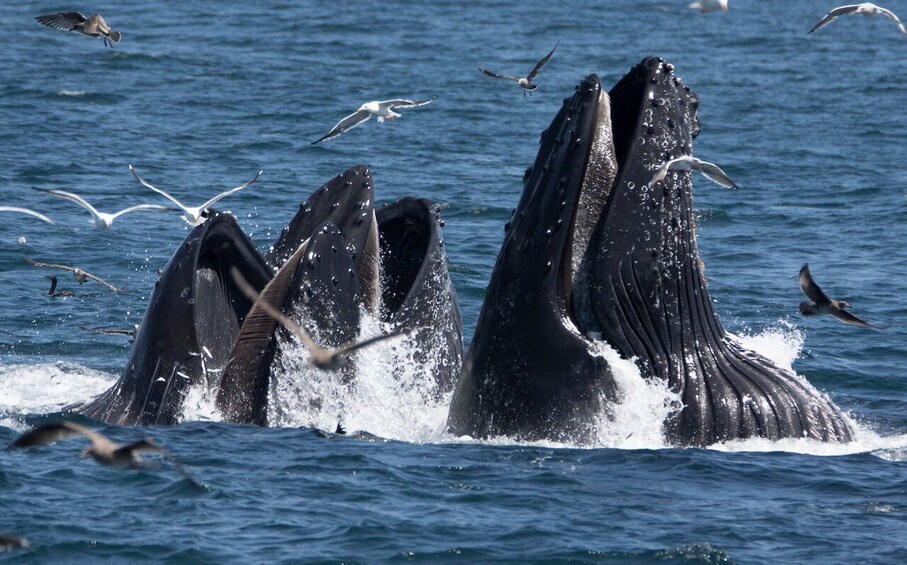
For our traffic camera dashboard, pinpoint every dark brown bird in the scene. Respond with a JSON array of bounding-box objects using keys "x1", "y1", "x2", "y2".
[
  {"x1": 35, "y1": 12, "x2": 121, "y2": 47},
  {"x1": 0, "y1": 534, "x2": 30, "y2": 552},
  {"x1": 12, "y1": 420, "x2": 198, "y2": 484},
  {"x1": 799, "y1": 264, "x2": 871, "y2": 328},
  {"x1": 45, "y1": 275, "x2": 74, "y2": 298}
]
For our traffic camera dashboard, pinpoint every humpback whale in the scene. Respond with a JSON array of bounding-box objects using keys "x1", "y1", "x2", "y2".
[
  {"x1": 448, "y1": 57, "x2": 854, "y2": 446},
  {"x1": 80, "y1": 165, "x2": 463, "y2": 427},
  {"x1": 79, "y1": 211, "x2": 272, "y2": 425}
]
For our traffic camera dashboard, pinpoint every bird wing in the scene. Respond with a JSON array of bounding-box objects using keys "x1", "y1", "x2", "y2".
[
  {"x1": 382, "y1": 96, "x2": 437, "y2": 109},
  {"x1": 199, "y1": 171, "x2": 262, "y2": 210},
  {"x1": 109, "y1": 204, "x2": 170, "y2": 220},
  {"x1": 12, "y1": 420, "x2": 102, "y2": 448},
  {"x1": 0, "y1": 206, "x2": 55, "y2": 224},
  {"x1": 129, "y1": 165, "x2": 192, "y2": 215},
  {"x1": 115, "y1": 439, "x2": 202, "y2": 485},
  {"x1": 311, "y1": 110, "x2": 371, "y2": 144},
  {"x1": 479, "y1": 68, "x2": 521, "y2": 82},
  {"x1": 35, "y1": 12, "x2": 87, "y2": 31},
  {"x1": 527, "y1": 41, "x2": 559, "y2": 81},
  {"x1": 114, "y1": 438, "x2": 163, "y2": 456},
  {"x1": 83, "y1": 14, "x2": 110, "y2": 35},
  {"x1": 809, "y1": 5, "x2": 861, "y2": 33},
  {"x1": 80, "y1": 326, "x2": 136, "y2": 336},
  {"x1": 649, "y1": 162, "x2": 671, "y2": 186},
  {"x1": 230, "y1": 262, "x2": 321, "y2": 355},
  {"x1": 693, "y1": 158, "x2": 738, "y2": 189},
  {"x1": 877, "y1": 7, "x2": 907, "y2": 37},
  {"x1": 23, "y1": 256, "x2": 78, "y2": 273},
  {"x1": 81, "y1": 271, "x2": 126, "y2": 293},
  {"x1": 37, "y1": 189, "x2": 101, "y2": 221},
  {"x1": 799, "y1": 264, "x2": 832, "y2": 304},
  {"x1": 830, "y1": 308, "x2": 871, "y2": 328},
  {"x1": 337, "y1": 330, "x2": 406, "y2": 356}
]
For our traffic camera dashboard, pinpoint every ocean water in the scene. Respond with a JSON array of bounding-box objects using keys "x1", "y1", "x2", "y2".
[{"x1": 2, "y1": 0, "x2": 907, "y2": 562}]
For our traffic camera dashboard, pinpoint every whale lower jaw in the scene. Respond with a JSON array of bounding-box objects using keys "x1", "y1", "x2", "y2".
[{"x1": 448, "y1": 57, "x2": 854, "y2": 446}]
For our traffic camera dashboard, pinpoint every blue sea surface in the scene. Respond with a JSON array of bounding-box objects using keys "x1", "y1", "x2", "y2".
[{"x1": 2, "y1": 0, "x2": 907, "y2": 562}]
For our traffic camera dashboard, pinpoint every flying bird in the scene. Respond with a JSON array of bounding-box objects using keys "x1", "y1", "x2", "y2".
[
  {"x1": 35, "y1": 12, "x2": 121, "y2": 47},
  {"x1": 479, "y1": 42, "x2": 559, "y2": 95},
  {"x1": 80, "y1": 325, "x2": 139, "y2": 338},
  {"x1": 35, "y1": 189, "x2": 168, "y2": 229},
  {"x1": 689, "y1": 0, "x2": 729, "y2": 13},
  {"x1": 129, "y1": 165, "x2": 262, "y2": 226},
  {"x1": 0, "y1": 206, "x2": 54, "y2": 224},
  {"x1": 230, "y1": 263, "x2": 407, "y2": 371},
  {"x1": 798, "y1": 264, "x2": 871, "y2": 328},
  {"x1": 81, "y1": 325, "x2": 139, "y2": 344},
  {"x1": 45, "y1": 275, "x2": 74, "y2": 298},
  {"x1": 809, "y1": 3, "x2": 907, "y2": 38},
  {"x1": 23, "y1": 257, "x2": 125, "y2": 293},
  {"x1": 11, "y1": 420, "x2": 198, "y2": 484},
  {"x1": 649, "y1": 155, "x2": 738, "y2": 189},
  {"x1": 311, "y1": 97, "x2": 437, "y2": 144}
]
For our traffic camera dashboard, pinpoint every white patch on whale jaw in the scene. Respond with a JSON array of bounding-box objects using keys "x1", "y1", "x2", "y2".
[{"x1": 569, "y1": 89, "x2": 619, "y2": 334}]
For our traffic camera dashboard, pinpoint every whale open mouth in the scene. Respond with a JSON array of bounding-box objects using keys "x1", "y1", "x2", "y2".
[
  {"x1": 452, "y1": 57, "x2": 853, "y2": 445},
  {"x1": 553, "y1": 58, "x2": 701, "y2": 340}
]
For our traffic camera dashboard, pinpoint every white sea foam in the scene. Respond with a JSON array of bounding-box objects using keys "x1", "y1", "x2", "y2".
[
  {"x1": 2, "y1": 322, "x2": 904, "y2": 458},
  {"x1": 265, "y1": 310, "x2": 451, "y2": 442},
  {"x1": 730, "y1": 321, "x2": 803, "y2": 372},
  {"x1": 57, "y1": 90, "x2": 87, "y2": 97},
  {"x1": 0, "y1": 362, "x2": 113, "y2": 431}
]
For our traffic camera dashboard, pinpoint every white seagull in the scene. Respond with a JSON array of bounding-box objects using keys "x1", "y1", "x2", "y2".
[
  {"x1": 0, "y1": 206, "x2": 55, "y2": 224},
  {"x1": 129, "y1": 165, "x2": 262, "y2": 226},
  {"x1": 479, "y1": 42, "x2": 559, "y2": 95},
  {"x1": 689, "y1": 0, "x2": 728, "y2": 13},
  {"x1": 35, "y1": 189, "x2": 168, "y2": 229},
  {"x1": 311, "y1": 97, "x2": 437, "y2": 144},
  {"x1": 649, "y1": 155, "x2": 738, "y2": 189},
  {"x1": 35, "y1": 12, "x2": 121, "y2": 47},
  {"x1": 810, "y1": 3, "x2": 907, "y2": 37},
  {"x1": 12, "y1": 420, "x2": 198, "y2": 484}
]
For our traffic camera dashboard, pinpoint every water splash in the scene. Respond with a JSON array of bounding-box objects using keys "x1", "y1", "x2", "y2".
[
  {"x1": 0, "y1": 361, "x2": 112, "y2": 430},
  {"x1": 266, "y1": 310, "x2": 451, "y2": 442},
  {"x1": 729, "y1": 321, "x2": 803, "y2": 372},
  {"x1": 587, "y1": 334, "x2": 679, "y2": 449}
]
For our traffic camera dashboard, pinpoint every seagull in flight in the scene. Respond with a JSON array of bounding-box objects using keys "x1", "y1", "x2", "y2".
[
  {"x1": 311, "y1": 97, "x2": 437, "y2": 144},
  {"x1": 649, "y1": 155, "x2": 738, "y2": 189},
  {"x1": 230, "y1": 258, "x2": 407, "y2": 371},
  {"x1": 11, "y1": 420, "x2": 199, "y2": 484},
  {"x1": 0, "y1": 206, "x2": 54, "y2": 224},
  {"x1": 809, "y1": 3, "x2": 907, "y2": 38},
  {"x1": 479, "y1": 42, "x2": 559, "y2": 95},
  {"x1": 35, "y1": 189, "x2": 168, "y2": 229},
  {"x1": 35, "y1": 12, "x2": 121, "y2": 47},
  {"x1": 798, "y1": 264, "x2": 872, "y2": 328},
  {"x1": 129, "y1": 165, "x2": 262, "y2": 226},
  {"x1": 23, "y1": 257, "x2": 125, "y2": 293}
]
